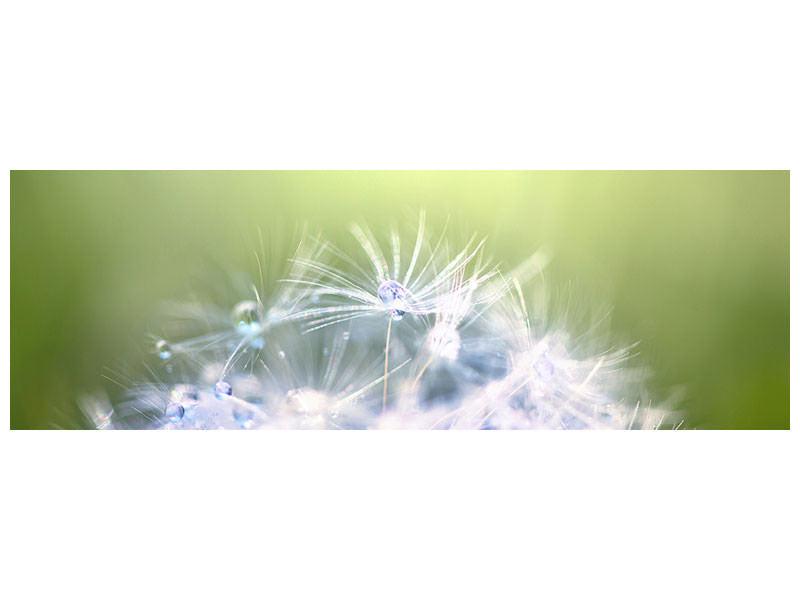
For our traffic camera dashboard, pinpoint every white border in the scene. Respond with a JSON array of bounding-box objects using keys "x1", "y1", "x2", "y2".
[{"x1": 2, "y1": 2, "x2": 797, "y2": 599}]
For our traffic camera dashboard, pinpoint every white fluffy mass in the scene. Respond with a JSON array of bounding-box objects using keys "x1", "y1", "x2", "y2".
[{"x1": 85, "y1": 213, "x2": 674, "y2": 430}]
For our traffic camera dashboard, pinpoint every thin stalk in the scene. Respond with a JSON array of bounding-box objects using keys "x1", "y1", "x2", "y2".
[
  {"x1": 412, "y1": 355, "x2": 435, "y2": 389},
  {"x1": 382, "y1": 316, "x2": 393, "y2": 413}
]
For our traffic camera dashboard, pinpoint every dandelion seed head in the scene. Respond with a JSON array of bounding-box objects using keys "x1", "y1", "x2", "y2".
[{"x1": 87, "y1": 214, "x2": 678, "y2": 430}]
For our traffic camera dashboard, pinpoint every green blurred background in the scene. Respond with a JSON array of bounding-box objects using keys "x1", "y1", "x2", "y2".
[{"x1": 10, "y1": 171, "x2": 789, "y2": 429}]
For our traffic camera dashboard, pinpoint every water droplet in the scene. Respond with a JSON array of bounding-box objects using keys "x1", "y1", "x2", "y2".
[
  {"x1": 171, "y1": 385, "x2": 198, "y2": 403},
  {"x1": 233, "y1": 406, "x2": 254, "y2": 428},
  {"x1": 165, "y1": 403, "x2": 184, "y2": 423},
  {"x1": 233, "y1": 300, "x2": 262, "y2": 334},
  {"x1": 91, "y1": 400, "x2": 114, "y2": 426},
  {"x1": 156, "y1": 340, "x2": 172, "y2": 360},
  {"x1": 214, "y1": 380, "x2": 233, "y2": 399},
  {"x1": 534, "y1": 355, "x2": 555, "y2": 380},
  {"x1": 377, "y1": 280, "x2": 409, "y2": 318}
]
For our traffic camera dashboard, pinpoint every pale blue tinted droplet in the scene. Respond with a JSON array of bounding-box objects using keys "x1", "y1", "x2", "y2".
[
  {"x1": 171, "y1": 385, "x2": 198, "y2": 403},
  {"x1": 166, "y1": 403, "x2": 184, "y2": 423},
  {"x1": 215, "y1": 380, "x2": 233, "y2": 399},
  {"x1": 233, "y1": 406, "x2": 254, "y2": 428},
  {"x1": 233, "y1": 300, "x2": 262, "y2": 334},
  {"x1": 377, "y1": 280, "x2": 409, "y2": 318},
  {"x1": 156, "y1": 340, "x2": 172, "y2": 360},
  {"x1": 534, "y1": 356, "x2": 554, "y2": 380}
]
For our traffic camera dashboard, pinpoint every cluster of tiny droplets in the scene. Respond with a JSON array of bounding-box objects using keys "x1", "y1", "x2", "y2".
[{"x1": 85, "y1": 214, "x2": 675, "y2": 430}]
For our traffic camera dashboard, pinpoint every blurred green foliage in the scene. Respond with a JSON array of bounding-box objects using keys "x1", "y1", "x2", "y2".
[{"x1": 10, "y1": 171, "x2": 789, "y2": 429}]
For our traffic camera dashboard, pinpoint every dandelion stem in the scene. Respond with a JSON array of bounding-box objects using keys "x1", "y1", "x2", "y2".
[
  {"x1": 383, "y1": 316, "x2": 393, "y2": 413},
  {"x1": 413, "y1": 355, "x2": 435, "y2": 388}
]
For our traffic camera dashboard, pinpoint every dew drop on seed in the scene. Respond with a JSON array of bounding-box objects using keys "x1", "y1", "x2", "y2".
[
  {"x1": 215, "y1": 380, "x2": 233, "y2": 399},
  {"x1": 156, "y1": 340, "x2": 172, "y2": 360},
  {"x1": 534, "y1": 356, "x2": 555, "y2": 380},
  {"x1": 92, "y1": 403, "x2": 114, "y2": 424},
  {"x1": 377, "y1": 280, "x2": 409, "y2": 318},
  {"x1": 171, "y1": 385, "x2": 198, "y2": 403},
  {"x1": 166, "y1": 403, "x2": 185, "y2": 423},
  {"x1": 233, "y1": 406, "x2": 254, "y2": 428},
  {"x1": 233, "y1": 300, "x2": 262, "y2": 334}
]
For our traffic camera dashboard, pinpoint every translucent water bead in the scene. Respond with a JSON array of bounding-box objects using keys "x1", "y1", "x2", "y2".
[
  {"x1": 165, "y1": 403, "x2": 185, "y2": 423},
  {"x1": 215, "y1": 380, "x2": 233, "y2": 399},
  {"x1": 156, "y1": 340, "x2": 172, "y2": 360},
  {"x1": 171, "y1": 385, "x2": 199, "y2": 403},
  {"x1": 377, "y1": 280, "x2": 409, "y2": 319},
  {"x1": 233, "y1": 301, "x2": 262, "y2": 334},
  {"x1": 233, "y1": 406, "x2": 254, "y2": 428}
]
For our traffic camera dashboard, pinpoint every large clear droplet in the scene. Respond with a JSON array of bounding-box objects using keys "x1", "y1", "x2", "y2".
[
  {"x1": 233, "y1": 300, "x2": 262, "y2": 334},
  {"x1": 165, "y1": 403, "x2": 185, "y2": 423},
  {"x1": 156, "y1": 340, "x2": 172, "y2": 360},
  {"x1": 214, "y1": 380, "x2": 233, "y2": 399},
  {"x1": 377, "y1": 280, "x2": 409, "y2": 318}
]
